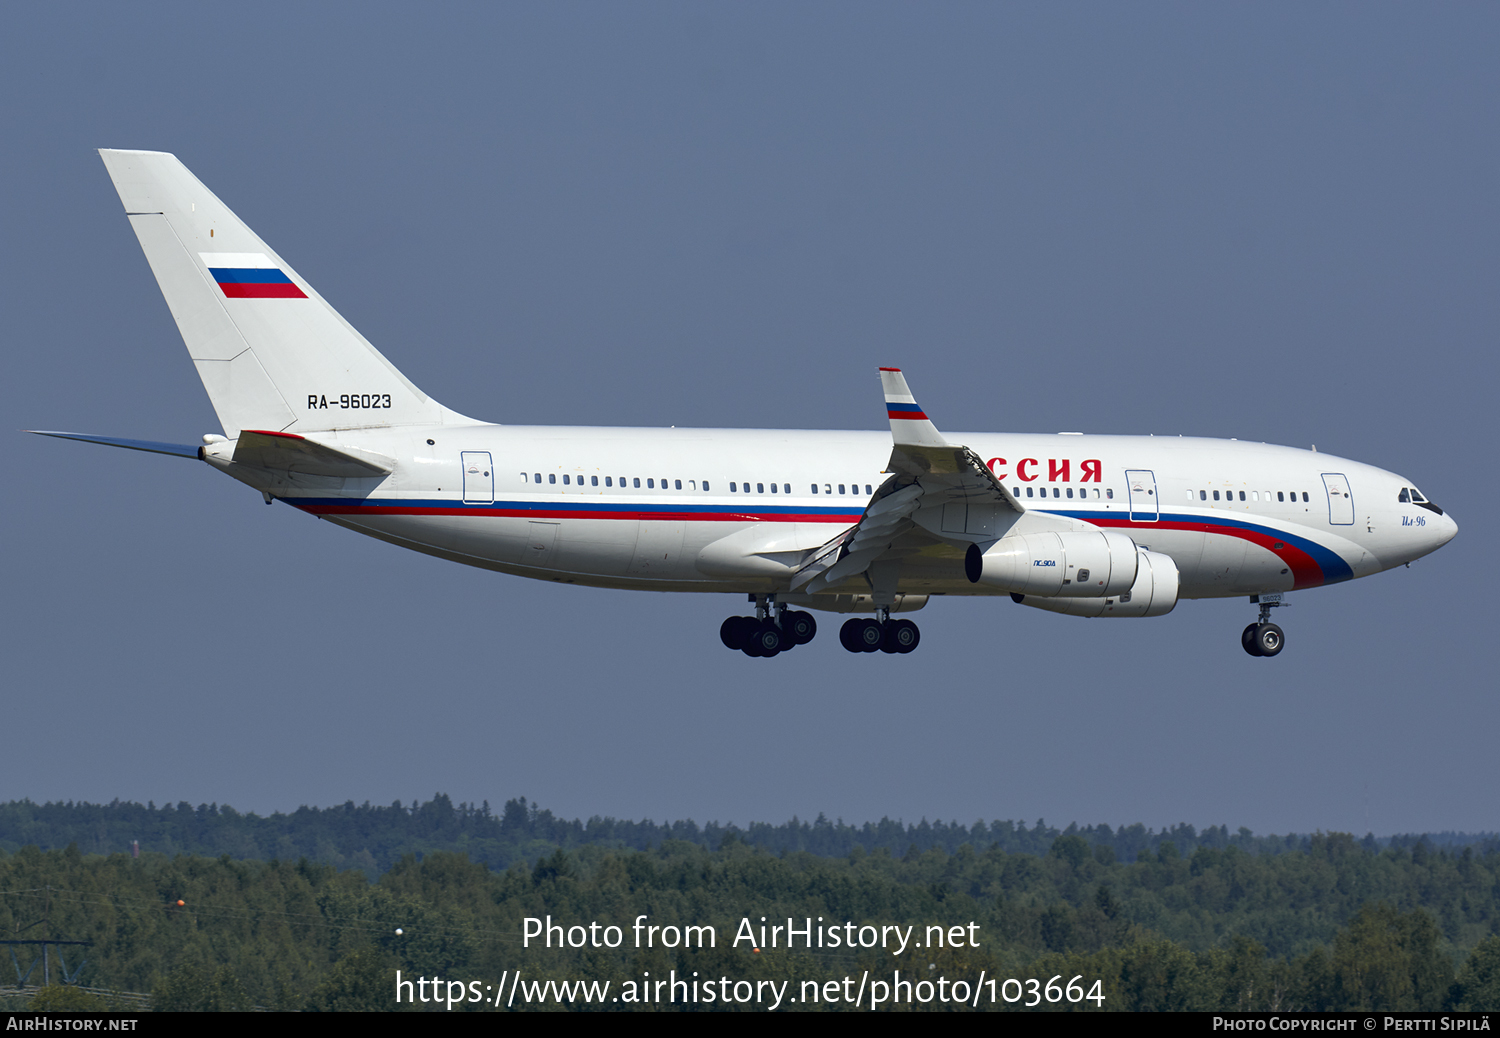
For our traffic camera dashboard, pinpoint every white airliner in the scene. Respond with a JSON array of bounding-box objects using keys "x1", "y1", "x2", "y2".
[{"x1": 30, "y1": 150, "x2": 1458, "y2": 658}]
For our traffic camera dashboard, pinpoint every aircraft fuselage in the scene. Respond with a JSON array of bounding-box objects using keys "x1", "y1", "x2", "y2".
[{"x1": 201, "y1": 424, "x2": 1456, "y2": 599}]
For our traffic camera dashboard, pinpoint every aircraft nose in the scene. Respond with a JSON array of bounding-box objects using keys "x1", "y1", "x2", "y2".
[{"x1": 1434, "y1": 510, "x2": 1457, "y2": 549}]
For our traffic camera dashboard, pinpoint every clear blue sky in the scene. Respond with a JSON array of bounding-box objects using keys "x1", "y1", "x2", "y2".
[{"x1": 3, "y1": 3, "x2": 1495, "y2": 837}]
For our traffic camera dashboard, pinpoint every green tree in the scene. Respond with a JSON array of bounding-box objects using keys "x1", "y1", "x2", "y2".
[
  {"x1": 1452, "y1": 935, "x2": 1500, "y2": 1011},
  {"x1": 305, "y1": 946, "x2": 400, "y2": 1012},
  {"x1": 1198, "y1": 936, "x2": 1271, "y2": 1010},
  {"x1": 151, "y1": 963, "x2": 253, "y2": 1012},
  {"x1": 1329, "y1": 903, "x2": 1449, "y2": 1010},
  {"x1": 27, "y1": 986, "x2": 105, "y2": 1011},
  {"x1": 1116, "y1": 939, "x2": 1203, "y2": 1010}
]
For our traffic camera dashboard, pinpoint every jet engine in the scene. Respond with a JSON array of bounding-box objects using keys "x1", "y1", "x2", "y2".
[
  {"x1": 1010, "y1": 549, "x2": 1179, "y2": 617},
  {"x1": 965, "y1": 530, "x2": 1139, "y2": 598}
]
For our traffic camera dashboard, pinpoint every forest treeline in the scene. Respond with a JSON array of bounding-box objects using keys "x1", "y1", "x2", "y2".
[
  {"x1": 0, "y1": 831, "x2": 1497, "y2": 1011},
  {"x1": 2, "y1": 795, "x2": 1495, "y2": 877}
]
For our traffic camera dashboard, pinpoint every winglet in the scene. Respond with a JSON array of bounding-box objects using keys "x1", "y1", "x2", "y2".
[{"x1": 880, "y1": 368, "x2": 948, "y2": 448}]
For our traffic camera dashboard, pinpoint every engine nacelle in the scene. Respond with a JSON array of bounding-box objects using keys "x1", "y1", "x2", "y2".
[
  {"x1": 1010, "y1": 549, "x2": 1179, "y2": 617},
  {"x1": 965, "y1": 530, "x2": 1139, "y2": 598}
]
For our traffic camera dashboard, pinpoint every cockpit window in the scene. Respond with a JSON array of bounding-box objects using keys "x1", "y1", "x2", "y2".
[{"x1": 1403, "y1": 486, "x2": 1444, "y2": 515}]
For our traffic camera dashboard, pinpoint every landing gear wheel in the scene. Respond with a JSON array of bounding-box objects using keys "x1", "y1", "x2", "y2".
[
  {"x1": 884, "y1": 619, "x2": 920, "y2": 654},
  {"x1": 839, "y1": 619, "x2": 862, "y2": 652},
  {"x1": 1241, "y1": 623, "x2": 1263, "y2": 657},
  {"x1": 783, "y1": 610, "x2": 817, "y2": 645},
  {"x1": 744, "y1": 620, "x2": 783, "y2": 658},
  {"x1": 742, "y1": 624, "x2": 763, "y2": 657},
  {"x1": 721, "y1": 616, "x2": 754, "y2": 650},
  {"x1": 1253, "y1": 622, "x2": 1284, "y2": 657},
  {"x1": 840, "y1": 618, "x2": 883, "y2": 653}
]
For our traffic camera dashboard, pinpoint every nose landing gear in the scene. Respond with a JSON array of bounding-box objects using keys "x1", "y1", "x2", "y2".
[{"x1": 1242, "y1": 594, "x2": 1286, "y2": 657}]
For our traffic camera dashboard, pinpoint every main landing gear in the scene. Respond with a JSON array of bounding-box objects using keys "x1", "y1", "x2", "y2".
[
  {"x1": 839, "y1": 609, "x2": 920, "y2": 655},
  {"x1": 720, "y1": 598, "x2": 922, "y2": 656},
  {"x1": 1242, "y1": 594, "x2": 1286, "y2": 657},
  {"x1": 720, "y1": 597, "x2": 817, "y2": 658}
]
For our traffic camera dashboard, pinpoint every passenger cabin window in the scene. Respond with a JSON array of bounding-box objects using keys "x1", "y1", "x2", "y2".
[
  {"x1": 592, "y1": 476, "x2": 599, "y2": 486},
  {"x1": 633, "y1": 478, "x2": 640, "y2": 488},
  {"x1": 549, "y1": 474, "x2": 556, "y2": 484},
  {"x1": 757, "y1": 483, "x2": 765, "y2": 493}
]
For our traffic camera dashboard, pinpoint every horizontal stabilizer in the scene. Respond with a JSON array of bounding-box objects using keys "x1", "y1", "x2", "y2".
[
  {"x1": 25, "y1": 430, "x2": 200, "y2": 459},
  {"x1": 232, "y1": 429, "x2": 392, "y2": 477}
]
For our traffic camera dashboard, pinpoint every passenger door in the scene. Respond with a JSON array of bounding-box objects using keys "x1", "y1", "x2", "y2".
[
  {"x1": 1322, "y1": 473, "x2": 1354, "y2": 525},
  {"x1": 461, "y1": 451, "x2": 494, "y2": 505},
  {"x1": 1126, "y1": 469, "x2": 1159, "y2": 522}
]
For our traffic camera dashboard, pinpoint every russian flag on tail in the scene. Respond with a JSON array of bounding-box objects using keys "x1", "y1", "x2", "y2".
[
  {"x1": 880, "y1": 367, "x2": 950, "y2": 448},
  {"x1": 199, "y1": 253, "x2": 306, "y2": 299}
]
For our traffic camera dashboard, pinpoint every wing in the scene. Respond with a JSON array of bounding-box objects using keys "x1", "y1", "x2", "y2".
[{"x1": 793, "y1": 368, "x2": 1024, "y2": 596}]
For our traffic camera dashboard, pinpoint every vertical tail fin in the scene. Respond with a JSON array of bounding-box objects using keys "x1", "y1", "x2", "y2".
[{"x1": 99, "y1": 149, "x2": 467, "y2": 437}]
